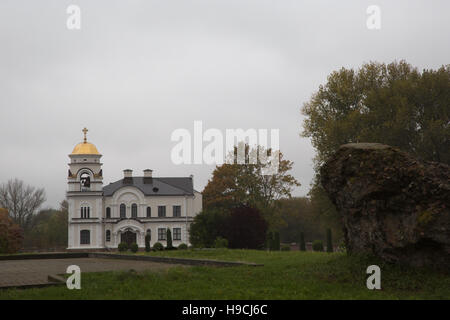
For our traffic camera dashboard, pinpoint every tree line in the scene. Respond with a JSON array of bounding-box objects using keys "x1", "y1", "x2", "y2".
[
  {"x1": 0, "y1": 179, "x2": 67, "y2": 253},
  {"x1": 189, "y1": 60, "x2": 449, "y2": 251},
  {"x1": 189, "y1": 144, "x2": 339, "y2": 249}
]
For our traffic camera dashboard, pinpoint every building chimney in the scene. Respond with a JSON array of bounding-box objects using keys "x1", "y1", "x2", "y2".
[
  {"x1": 123, "y1": 169, "x2": 133, "y2": 178},
  {"x1": 143, "y1": 169, "x2": 153, "y2": 178}
]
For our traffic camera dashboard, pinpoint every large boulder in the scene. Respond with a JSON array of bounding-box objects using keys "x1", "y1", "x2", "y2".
[{"x1": 320, "y1": 143, "x2": 450, "y2": 269}]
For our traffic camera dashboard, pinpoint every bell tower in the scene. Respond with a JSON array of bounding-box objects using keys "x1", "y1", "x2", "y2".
[{"x1": 67, "y1": 128, "x2": 104, "y2": 249}]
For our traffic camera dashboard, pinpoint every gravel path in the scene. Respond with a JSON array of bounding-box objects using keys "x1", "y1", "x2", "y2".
[{"x1": 0, "y1": 258, "x2": 178, "y2": 288}]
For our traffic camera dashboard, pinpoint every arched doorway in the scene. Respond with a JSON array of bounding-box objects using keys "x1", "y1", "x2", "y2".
[{"x1": 120, "y1": 230, "x2": 137, "y2": 247}]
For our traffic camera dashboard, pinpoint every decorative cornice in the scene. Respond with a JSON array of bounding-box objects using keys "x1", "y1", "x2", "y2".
[
  {"x1": 102, "y1": 217, "x2": 193, "y2": 224},
  {"x1": 66, "y1": 191, "x2": 104, "y2": 197}
]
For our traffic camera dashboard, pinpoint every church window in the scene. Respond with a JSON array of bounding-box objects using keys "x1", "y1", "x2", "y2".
[
  {"x1": 173, "y1": 205, "x2": 181, "y2": 217},
  {"x1": 131, "y1": 203, "x2": 138, "y2": 218},
  {"x1": 81, "y1": 206, "x2": 90, "y2": 219},
  {"x1": 146, "y1": 207, "x2": 151, "y2": 218},
  {"x1": 106, "y1": 230, "x2": 111, "y2": 242},
  {"x1": 106, "y1": 207, "x2": 111, "y2": 218},
  {"x1": 158, "y1": 206, "x2": 166, "y2": 217},
  {"x1": 173, "y1": 228, "x2": 181, "y2": 240},
  {"x1": 120, "y1": 204, "x2": 126, "y2": 218},
  {"x1": 158, "y1": 228, "x2": 166, "y2": 241},
  {"x1": 80, "y1": 230, "x2": 90, "y2": 244}
]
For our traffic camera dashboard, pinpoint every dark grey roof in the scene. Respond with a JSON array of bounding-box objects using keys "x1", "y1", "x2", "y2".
[{"x1": 103, "y1": 177, "x2": 194, "y2": 197}]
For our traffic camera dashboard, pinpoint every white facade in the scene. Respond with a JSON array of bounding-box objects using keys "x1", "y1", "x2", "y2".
[{"x1": 67, "y1": 137, "x2": 202, "y2": 250}]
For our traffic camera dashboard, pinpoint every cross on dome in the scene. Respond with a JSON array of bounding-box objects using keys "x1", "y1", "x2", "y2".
[{"x1": 82, "y1": 127, "x2": 88, "y2": 143}]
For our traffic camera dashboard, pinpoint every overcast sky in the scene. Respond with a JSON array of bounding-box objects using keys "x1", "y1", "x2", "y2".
[{"x1": 0, "y1": 0, "x2": 449, "y2": 209}]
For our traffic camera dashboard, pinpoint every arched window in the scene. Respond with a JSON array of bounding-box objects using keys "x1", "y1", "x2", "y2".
[
  {"x1": 146, "y1": 207, "x2": 151, "y2": 218},
  {"x1": 80, "y1": 230, "x2": 90, "y2": 245},
  {"x1": 106, "y1": 207, "x2": 111, "y2": 218},
  {"x1": 106, "y1": 230, "x2": 111, "y2": 242},
  {"x1": 131, "y1": 203, "x2": 138, "y2": 218},
  {"x1": 120, "y1": 204, "x2": 126, "y2": 218},
  {"x1": 80, "y1": 172, "x2": 91, "y2": 191},
  {"x1": 80, "y1": 206, "x2": 90, "y2": 219}
]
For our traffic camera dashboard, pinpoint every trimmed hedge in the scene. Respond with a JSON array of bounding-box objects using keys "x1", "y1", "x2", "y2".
[
  {"x1": 145, "y1": 234, "x2": 151, "y2": 252},
  {"x1": 130, "y1": 242, "x2": 138, "y2": 253},
  {"x1": 299, "y1": 232, "x2": 306, "y2": 251},
  {"x1": 312, "y1": 240, "x2": 324, "y2": 252},
  {"x1": 118, "y1": 242, "x2": 128, "y2": 252},
  {"x1": 166, "y1": 228, "x2": 173, "y2": 249}
]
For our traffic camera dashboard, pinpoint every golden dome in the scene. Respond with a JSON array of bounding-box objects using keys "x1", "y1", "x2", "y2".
[
  {"x1": 70, "y1": 128, "x2": 100, "y2": 155},
  {"x1": 71, "y1": 142, "x2": 100, "y2": 155}
]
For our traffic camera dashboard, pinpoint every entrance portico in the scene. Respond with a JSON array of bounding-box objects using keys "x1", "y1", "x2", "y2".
[{"x1": 113, "y1": 220, "x2": 145, "y2": 248}]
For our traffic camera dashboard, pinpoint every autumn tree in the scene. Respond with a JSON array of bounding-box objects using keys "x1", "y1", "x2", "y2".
[
  {"x1": 302, "y1": 61, "x2": 449, "y2": 168},
  {"x1": 0, "y1": 179, "x2": 46, "y2": 230},
  {"x1": 202, "y1": 144, "x2": 300, "y2": 229},
  {"x1": 0, "y1": 208, "x2": 24, "y2": 254}
]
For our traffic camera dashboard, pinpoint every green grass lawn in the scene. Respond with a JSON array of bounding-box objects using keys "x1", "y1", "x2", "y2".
[{"x1": 1, "y1": 249, "x2": 449, "y2": 299}]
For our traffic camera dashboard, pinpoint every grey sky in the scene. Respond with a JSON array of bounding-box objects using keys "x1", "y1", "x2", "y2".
[{"x1": 0, "y1": 0, "x2": 449, "y2": 209}]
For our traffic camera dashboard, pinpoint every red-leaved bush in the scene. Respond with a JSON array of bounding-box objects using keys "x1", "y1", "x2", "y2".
[
  {"x1": 225, "y1": 206, "x2": 267, "y2": 249},
  {"x1": 0, "y1": 208, "x2": 24, "y2": 254}
]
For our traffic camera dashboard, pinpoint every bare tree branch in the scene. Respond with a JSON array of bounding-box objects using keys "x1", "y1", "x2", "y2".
[{"x1": 0, "y1": 178, "x2": 46, "y2": 230}]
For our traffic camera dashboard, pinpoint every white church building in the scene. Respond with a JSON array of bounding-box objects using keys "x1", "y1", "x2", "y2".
[{"x1": 67, "y1": 128, "x2": 202, "y2": 250}]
